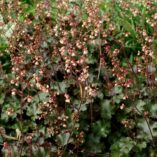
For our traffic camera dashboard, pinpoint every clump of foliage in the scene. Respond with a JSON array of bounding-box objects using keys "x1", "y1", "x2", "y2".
[{"x1": 1, "y1": 0, "x2": 157, "y2": 156}]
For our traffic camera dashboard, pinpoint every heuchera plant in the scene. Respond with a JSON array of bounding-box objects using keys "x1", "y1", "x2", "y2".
[{"x1": 1, "y1": 0, "x2": 157, "y2": 156}]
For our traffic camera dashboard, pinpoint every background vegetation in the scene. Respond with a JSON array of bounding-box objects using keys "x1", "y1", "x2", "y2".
[{"x1": 1, "y1": 0, "x2": 157, "y2": 156}]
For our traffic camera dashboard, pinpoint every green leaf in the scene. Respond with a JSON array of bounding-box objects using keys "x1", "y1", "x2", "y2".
[
  {"x1": 137, "y1": 119, "x2": 157, "y2": 139},
  {"x1": 57, "y1": 132, "x2": 71, "y2": 146},
  {"x1": 0, "y1": 93, "x2": 5, "y2": 105},
  {"x1": 101, "y1": 100, "x2": 112, "y2": 119},
  {"x1": 86, "y1": 53, "x2": 97, "y2": 64},
  {"x1": 0, "y1": 37, "x2": 8, "y2": 50},
  {"x1": 136, "y1": 100, "x2": 146, "y2": 112},
  {"x1": 33, "y1": 92, "x2": 49, "y2": 103},
  {"x1": 3, "y1": 23, "x2": 16, "y2": 38},
  {"x1": 26, "y1": 103, "x2": 41, "y2": 119},
  {"x1": 92, "y1": 120, "x2": 110, "y2": 138},
  {"x1": 135, "y1": 141, "x2": 147, "y2": 151},
  {"x1": 111, "y1": 137, "x2": 136, "y2": 157}
]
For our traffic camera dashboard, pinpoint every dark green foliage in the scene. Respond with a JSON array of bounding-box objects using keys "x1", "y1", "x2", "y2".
[{"x1": 1, "y1": 0, "x2": 157, "y2": 156}]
